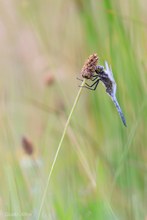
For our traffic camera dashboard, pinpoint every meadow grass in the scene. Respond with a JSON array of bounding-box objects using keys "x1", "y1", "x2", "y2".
[{"x1": 0, "y1": 0, "x2": 147, "y2": 219}]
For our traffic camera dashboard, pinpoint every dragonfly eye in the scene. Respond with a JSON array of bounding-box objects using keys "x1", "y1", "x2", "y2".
[
  {"x1": 98, "y1": 65, "x2": 104, "y2": 70},
  {"x1": 96, "y1": 65, "x2": 104, "y2": 73}
]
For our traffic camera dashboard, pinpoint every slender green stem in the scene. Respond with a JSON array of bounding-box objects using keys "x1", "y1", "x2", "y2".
[{"x1": 37, "y1": 79, "x2": 86, "y2": 219}]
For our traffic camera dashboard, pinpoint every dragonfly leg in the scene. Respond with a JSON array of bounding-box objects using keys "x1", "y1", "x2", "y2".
[
  {"x1": 77, "y1": 73, "x2": 99, "y2": 82},
  {"x1": 91, "y1": 75, "x2": 99, "y2": 81},
  {"x1": 79, "y1": 79, "x2": 100, "y2": 91},
  {"x1": 76, "y1": 77, "x2": 83, "y2": 82}
]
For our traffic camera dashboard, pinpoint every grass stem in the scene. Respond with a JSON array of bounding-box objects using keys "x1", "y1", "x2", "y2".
[{"x1": 37, "y1": 79, "x2": 86, "y2": 219}]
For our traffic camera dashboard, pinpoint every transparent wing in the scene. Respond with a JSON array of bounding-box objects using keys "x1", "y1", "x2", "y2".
[
  {"x1": 105, "y1": 61, "x2": 114, "y2": 81},
  {"x1": 105, "y1": 61, "x2": 117, "y2": 96}
]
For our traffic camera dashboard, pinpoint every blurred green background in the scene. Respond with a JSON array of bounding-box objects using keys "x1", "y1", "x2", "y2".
[{"x1": 0, "y1": 0, "x2": 147, "y2": 219}]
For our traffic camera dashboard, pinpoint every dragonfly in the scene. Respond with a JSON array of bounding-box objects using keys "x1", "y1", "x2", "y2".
[{"x1": 80, "y1": 61, "x2": 127, "y2": 127}]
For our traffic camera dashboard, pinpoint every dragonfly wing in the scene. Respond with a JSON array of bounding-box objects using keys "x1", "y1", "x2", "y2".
[
  {"x1": 104, "y1": 61, "x2": 114, "y2": 81},
  {"x1": 105, "y1": 61, "x2": 117, "y2": 96}
]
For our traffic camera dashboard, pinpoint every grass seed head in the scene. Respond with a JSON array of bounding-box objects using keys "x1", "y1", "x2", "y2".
[
  {"x1": 22, "y1": 136, "x2": 34, "y2": 155},
  {"x1": 44, "y1": 73, "x2": 55, "y2": 86},
  {"x1": 81, "y1": 53, "x2": 98, "y2": 79}
]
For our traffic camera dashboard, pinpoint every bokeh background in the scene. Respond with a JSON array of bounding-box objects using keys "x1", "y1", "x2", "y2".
[{"x1": 0, "y1": 0, "x2": 147, "y2": 219}]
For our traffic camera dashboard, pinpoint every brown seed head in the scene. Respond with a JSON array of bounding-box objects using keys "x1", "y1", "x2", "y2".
[
  {"x1": 22, "y1": 136, "x2": 34, "y2": 155},
  {"x1": 44, "y1": 73, "x2": 55, "y2": 86},
  {"x1": 81, "y1": 53, "x2": 98, "y2": 79}
]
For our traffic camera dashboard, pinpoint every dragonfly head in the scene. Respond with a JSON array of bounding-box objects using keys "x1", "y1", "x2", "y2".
[{"x1": 95, "y1": 65, "x2": 104, "y2": 74}]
